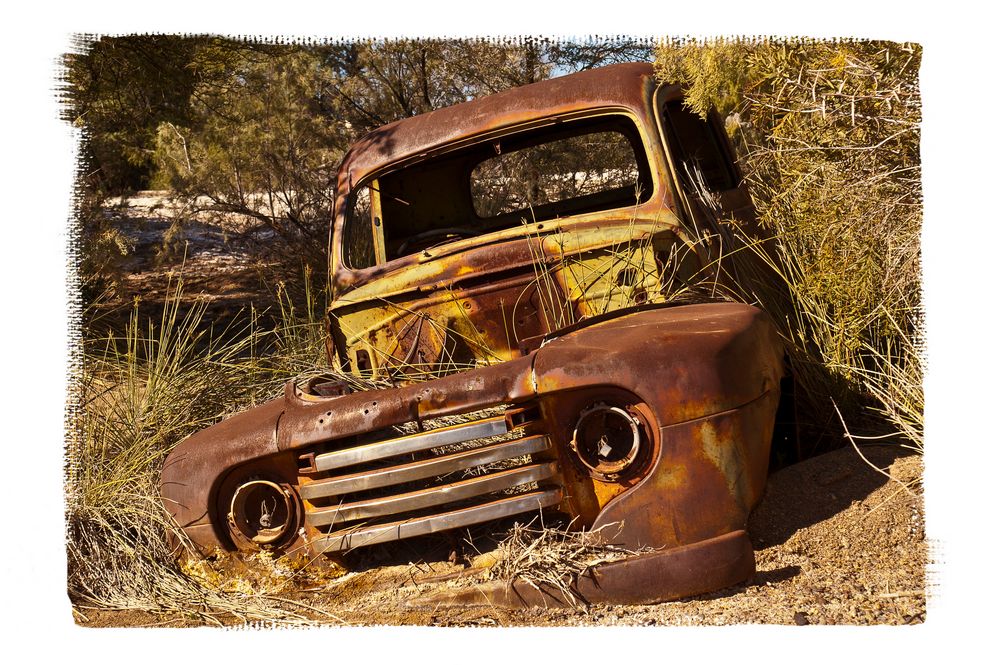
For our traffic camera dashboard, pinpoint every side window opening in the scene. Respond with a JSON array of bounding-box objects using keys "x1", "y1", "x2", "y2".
[
  {"x1": 661, "y1": 100, "x2": 738, "y2": 193},
  {"x1": 344, "y1": 185, "x2": 377, "y2": 269}
]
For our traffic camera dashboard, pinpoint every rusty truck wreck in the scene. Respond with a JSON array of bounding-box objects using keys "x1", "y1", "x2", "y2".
[{"x1": 161, "y1": 63, "x2": 788, "y2": 607}]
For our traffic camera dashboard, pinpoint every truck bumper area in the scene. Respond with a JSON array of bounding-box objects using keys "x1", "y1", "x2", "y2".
[{"x1": 409, "y1": 529, "x2": 755, "y2": 608}]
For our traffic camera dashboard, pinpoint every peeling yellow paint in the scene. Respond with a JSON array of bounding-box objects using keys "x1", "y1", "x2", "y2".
[{"x1": 698, "y1": 418, "x2": 750, "y2": 510}]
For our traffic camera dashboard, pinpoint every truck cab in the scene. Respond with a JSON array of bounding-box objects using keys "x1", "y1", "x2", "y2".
[{"x1": 327, "y1": 62, "x2": 755, "y2": 381}]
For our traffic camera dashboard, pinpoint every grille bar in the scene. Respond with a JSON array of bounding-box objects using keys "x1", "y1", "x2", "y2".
[
  {"x1": 314, "y1": 416, "x2": 509, "y2": 472},
  {"x1": 306, "y1": 461, "x2": 558, "y2": 527},
  {"x1": 310, "y1": 488, "x2": 563, "y2": 553},
  {"x1": 301, "y1": 434, "x2": 551, "y2": 500}
]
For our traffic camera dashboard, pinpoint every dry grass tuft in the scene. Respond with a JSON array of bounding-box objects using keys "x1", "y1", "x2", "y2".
[
  {"x1": 483, "y1": 519, "x2": 654, "y2": 608},
  {"x1": 66, "y1": 276, "x2": 345, "y2": 624}
]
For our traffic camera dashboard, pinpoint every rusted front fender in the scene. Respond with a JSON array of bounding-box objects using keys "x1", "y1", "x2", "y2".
[
  {"x1": 160, "y1": 397, "x2": 285, "y2": 548},
  {"x1": 529, "y1": 303, "x2": 781, "y2": 550},
  {"x1": 161, "y1": 303, "x2": 784, "y2": 603}
]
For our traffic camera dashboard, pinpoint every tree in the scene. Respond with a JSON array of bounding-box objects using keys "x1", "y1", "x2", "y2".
[{"x1": 67, "y1": 37, "x2": 654, "y2": 293}]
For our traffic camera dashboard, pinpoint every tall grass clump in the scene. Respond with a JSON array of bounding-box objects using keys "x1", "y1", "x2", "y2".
[
  {"x1": 269, "y1": 266, "x2": 331, "y2": 377},
  {"x1": 655, "y1": 39, "x2": 923, "y2": 452},
  {"x1": 66, "y1": 279, "x2": 338, "y2": 624}
]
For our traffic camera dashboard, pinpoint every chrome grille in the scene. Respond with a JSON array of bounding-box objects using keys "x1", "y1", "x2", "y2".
[{"x1": 298, "y1": 407, "x2": 563, "y2": 553}]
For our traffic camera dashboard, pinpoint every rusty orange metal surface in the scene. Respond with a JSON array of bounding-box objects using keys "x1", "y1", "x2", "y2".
[
  {"x1": 161, "y1": 303, "x2": 785, "y2": 604},
  {"x1": 160, "y1": 63, "x2": 787, "y2": 606},
  {"x1": 410, "y1": 530, "x2": 756, "y2": 608}
]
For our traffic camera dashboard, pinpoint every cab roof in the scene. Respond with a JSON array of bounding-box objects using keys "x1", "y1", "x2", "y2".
[{"x1": 337, "y1": 62, "x2": 659, "y2": 187}]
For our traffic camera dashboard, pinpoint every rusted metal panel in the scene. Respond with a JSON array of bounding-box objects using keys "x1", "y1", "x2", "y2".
[
  {"x1": 161, "y1": 303, "x2": 785, "y2": 605},
  {"x1": 329, "y1": 221, "x2": 707, "y2": 378},
  {"x1": 591, "y1": 392, "x2": 778, "y2": 550},
  {"x1": 159, "y1": 397, "x2": 285, "y2": 533},
  {"x1": 277, "y1": 354, "x2": 537, "y2": 450}
]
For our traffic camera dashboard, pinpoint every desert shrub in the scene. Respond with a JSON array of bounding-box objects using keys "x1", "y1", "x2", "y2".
[
  {"x1": 655, "y1": 39, "x2": 923, "y2": 451},
  {"x1": 152, "y1": 47, "x2": 343, "y2": 273},
  {"x1": 73, "y1": 185, "x2": 135, "y2": 301},
  {"x1": 66, "y1": 280, "x2": 337, "y2": 622}
]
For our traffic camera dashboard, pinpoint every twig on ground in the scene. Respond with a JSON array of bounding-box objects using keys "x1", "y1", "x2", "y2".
[{"x1": 832, "y1": 399, "x2": 917, "y2": 498}]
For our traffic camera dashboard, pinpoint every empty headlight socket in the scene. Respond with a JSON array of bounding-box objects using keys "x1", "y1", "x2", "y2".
[
  {"x1": 227, "y1": 478, "x2": 301, "y2": 549},
  {"x1": 570, "y1": 402, "x2": 651, "y2": 482}
]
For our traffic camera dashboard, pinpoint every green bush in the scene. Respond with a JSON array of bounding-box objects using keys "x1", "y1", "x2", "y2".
[{"x1": 656, "y1": 39, "x2": 923, "y2": 451}]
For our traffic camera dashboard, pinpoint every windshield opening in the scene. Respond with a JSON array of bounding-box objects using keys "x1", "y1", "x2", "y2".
[{"x1": 341, "y1": 115, "x2": 653, "y2": 269}]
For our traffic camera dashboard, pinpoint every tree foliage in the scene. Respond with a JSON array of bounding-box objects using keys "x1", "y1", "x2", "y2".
[
  {"x1": 153, "y1": 47, "x2": 342, "y2": 266},
  {"x1": 66, "y1": 36, "x2": 653, "y2": 286},
  {"x1": 64, "y1": 35, "x2": 208, "y2": 192}
]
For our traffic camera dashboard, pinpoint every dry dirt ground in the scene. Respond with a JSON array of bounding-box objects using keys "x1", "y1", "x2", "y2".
[
  {"x1": 86, "y1": 193, "x2": 279, "y2": 331},
  {"x1": 76, "y1": 445, "x2": 925, "y2": 627},
  {"x1": 74, "y1": 197, "x2": 927, "y2": 628}
]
